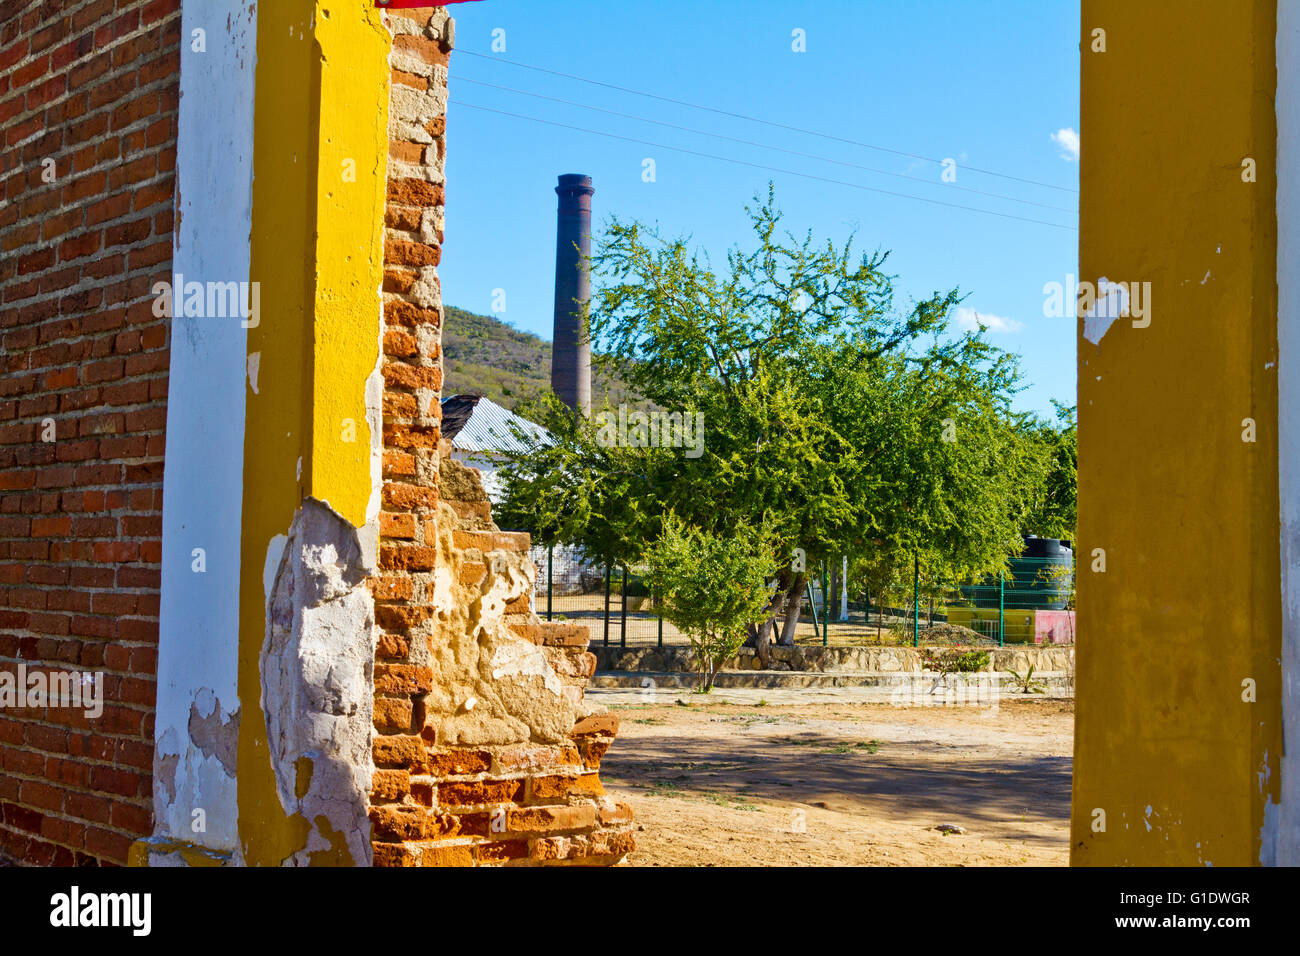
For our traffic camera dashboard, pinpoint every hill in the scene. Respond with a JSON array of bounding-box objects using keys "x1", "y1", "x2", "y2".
[{"x1": 440, "y1": 305, "x2": 633, "y2": 413}]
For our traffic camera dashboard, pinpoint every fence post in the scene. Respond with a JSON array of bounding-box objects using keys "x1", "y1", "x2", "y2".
[
  {"x1": 998, "y1": 571, "x2": 1005, "y2": 647},
  {"x1": 840, "y1": 555, "x2": 849, "y2": 621},
  {"x1": 656, "y1": 587, "x2": 663, "y2": 648},
  {"x1": 909, "y1": 554, "x2": 920, "y2": 650},
  {"x1": 603, "y1": 566, "x2": 610, "y2": 648},
  {"x1": 821, "y1": 562, "x2": 829, "y2": 646},
  {"x1": 806, "y1": 579, "x2": 819, "y2": 636},
  {"x1": 546, "y1": 546, "x2": 553, "y2": 621},
  {"x1": 909, "y1": 556, "x2": 920, "y2": 647},
  {"x1": 620, "y1": 566, "x2": 628, "y2": 650}
]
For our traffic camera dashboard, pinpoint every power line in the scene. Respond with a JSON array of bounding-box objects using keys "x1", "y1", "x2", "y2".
[
  {"x1": 456, "y1": 76, "x2": 1076, "y2": 215},
  {"x1": 456, "y1": 49, "x2": 1078, "y2": 195},
  {"x1": 449, "y1": 100, "x2": 1077, "y2": 233}
]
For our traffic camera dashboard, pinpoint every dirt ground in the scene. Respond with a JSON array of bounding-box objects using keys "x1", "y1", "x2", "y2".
[{"x1": 595, "y1": 689, "x2": 1073, "y2": 866}]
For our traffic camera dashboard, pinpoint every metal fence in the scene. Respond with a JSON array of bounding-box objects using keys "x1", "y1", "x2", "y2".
[
  {"x1": 531, "y1": 547, "x2": 1075, "y2": 649},
  {"x1": 531, "y1": 549, "x2": 678, "y2": 648},
  {"x1": 856, "y1": 555, "x2": 1076, "y2": 647}
]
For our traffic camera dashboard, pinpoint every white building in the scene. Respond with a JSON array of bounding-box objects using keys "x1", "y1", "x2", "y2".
[
  {"x1": 441, "y1": 394, "x2": 549, "y2": 503},
  {"x1": 441, "y1": 395, "x2": 600, "y2": 596}
]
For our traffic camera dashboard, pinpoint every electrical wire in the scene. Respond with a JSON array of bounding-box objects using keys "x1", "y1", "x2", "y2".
[
  {"x1": 455, "y1": 76, "x2": 1077, "y2": 215},
  {"x1": 449, "y1": 100, "x2": 1078, "y2": 232},
  {"x1": 457, "y1": 49, "x2": 1078, "y2": 195}
]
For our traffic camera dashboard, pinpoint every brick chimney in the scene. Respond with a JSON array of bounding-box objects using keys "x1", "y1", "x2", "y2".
[{"x1": 552, "y1": 173, "x2": 594, "y2": 415}]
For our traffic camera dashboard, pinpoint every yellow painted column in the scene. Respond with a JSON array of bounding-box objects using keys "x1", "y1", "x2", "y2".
[
  {"x1": 1074, "y1": 0, "x2": 1281, "y2": 865},
  {"x1": 237, "y1": 0, "x2": 389, "y2": 865}
]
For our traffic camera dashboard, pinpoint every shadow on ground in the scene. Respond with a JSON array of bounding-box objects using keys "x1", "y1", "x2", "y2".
[{"x1": 600, "y1": 714, "x2": 1071, "y2": 848}]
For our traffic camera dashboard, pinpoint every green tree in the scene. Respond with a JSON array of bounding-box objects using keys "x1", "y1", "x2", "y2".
[
  {"x1": 642, "y1": 514, "x2": 776, "y2": 691},
  {"x1": 498, "y1": 186, "x2": 1045, "y2": 662},
  {"x1": 1021, "y1": 400, "x2": 1077, "y2": 540}
]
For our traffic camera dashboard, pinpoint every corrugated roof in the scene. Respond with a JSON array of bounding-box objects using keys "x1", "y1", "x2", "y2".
[
  {"x1": 446, "y1": 395, "x2": 549, "y2": 454},
  {"x1": 440, "y1": 394, "x2": 480, "y2": 442}
]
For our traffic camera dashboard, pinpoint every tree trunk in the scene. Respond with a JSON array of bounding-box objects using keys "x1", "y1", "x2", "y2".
[
  {"x1": 745, "y1": 567, "x2": 792, "y2": 667},
  {"x1": 778, "y1": 573, "x2": 807, "y2": 646},
  {"x1": 751, "y1": 614, "x2": 777, "y2": 667}
]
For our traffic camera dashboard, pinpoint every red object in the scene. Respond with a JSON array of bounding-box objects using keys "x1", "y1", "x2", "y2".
[{"x1": 375, "y1": 1, "x2": 483, "y2": 7}]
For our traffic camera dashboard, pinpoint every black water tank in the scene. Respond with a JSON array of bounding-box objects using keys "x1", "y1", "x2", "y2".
[
  {"x1": 962, "y1": 537, "x2": 1073, "y2": 610},
  {"x1": 1010, "y1": 537, "x2": 1072, "y2": 610}
]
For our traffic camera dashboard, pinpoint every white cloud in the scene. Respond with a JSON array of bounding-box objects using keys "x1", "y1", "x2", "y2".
[
  {"x1": 954, "y1": 306, "x2": 1023, "y2": 334},
  {"x1": 1051, "y1": 127, "x2": 1080, "y2": 161}
]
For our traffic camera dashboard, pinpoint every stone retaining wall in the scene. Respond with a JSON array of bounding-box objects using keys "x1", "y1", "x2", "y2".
[{"x1": 593, "y1": 643, "x2": 1075, "y2": 675}]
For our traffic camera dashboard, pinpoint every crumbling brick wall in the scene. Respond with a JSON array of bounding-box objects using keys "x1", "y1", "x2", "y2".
[
  {"x1": 369, "y1": 5, "x2": 632, "y2": 866},
  {"x1": 0, "y1": 0, "x2": 180, "y2": 866}
]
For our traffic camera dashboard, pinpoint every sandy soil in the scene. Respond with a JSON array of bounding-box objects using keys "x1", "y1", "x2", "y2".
[{"x1": 595, "y1": 690, "x2": 1073, "y2": 866}]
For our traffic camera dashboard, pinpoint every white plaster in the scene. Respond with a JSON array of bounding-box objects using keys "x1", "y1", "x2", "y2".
[
  {"x1": 362, "y1": 296, "x2": 385, "y2": 566},
  {"x1": 152, "y1": 0, "x2": 257, "y2": 854},
  {"x1": 1274, "y1": 4, "x2": 1300, "y2": 866},
  {"x1": 489, "y1": 640, "x2": 564, "y2": 696},
  {"x1": 263, "y1": 534, "x2": 288, "y2": 607},
  {"x1": 1081, "y1": 277, "x2": 1128, "y2": 345},
  {"x1": 261, "y1": 499, "x2": 375, "y2": 865}
]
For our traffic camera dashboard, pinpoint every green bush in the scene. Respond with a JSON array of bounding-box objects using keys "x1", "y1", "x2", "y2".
[
  {"x1": 920, "y1": 647, "x2": 991, "y2": 674},
  {"x1": 643, "y1": 514, "x2": 775, "y2": 692}
]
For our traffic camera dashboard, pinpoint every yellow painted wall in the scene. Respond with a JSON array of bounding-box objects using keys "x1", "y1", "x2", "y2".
[
  {"x1": 945, "y1": 607, "x2": 1036, "y2": 643},
  {"x1": 237, "y1": 0, "x2": 388, "y2": 865},
  {"x1": 1074, "y1": 0, "x2": 1281, "y2": 865},
  {"x1": 311, "y1": 5, "x2": 390, "y2": 528}
]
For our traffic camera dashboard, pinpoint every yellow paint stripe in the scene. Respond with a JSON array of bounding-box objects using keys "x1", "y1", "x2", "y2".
[
  {"x1": 311, "y1": 4, "x2": 389, "y2": 526},
  {"x1": 237, "y1": 0, "x2": 389, "y2": 865},
  {"x1": 1074, "y1": 0, "x2": 1281, "y2": 866}
]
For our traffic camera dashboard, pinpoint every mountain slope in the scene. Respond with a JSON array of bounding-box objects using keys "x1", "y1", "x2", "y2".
[{"x1": 441, "y1": 305, "x2": 632, "y2": 413}]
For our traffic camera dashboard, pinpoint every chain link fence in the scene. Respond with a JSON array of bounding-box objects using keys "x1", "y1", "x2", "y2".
[{"x1": 530, "y1": 545, "x2": 1075, "y2": 649}]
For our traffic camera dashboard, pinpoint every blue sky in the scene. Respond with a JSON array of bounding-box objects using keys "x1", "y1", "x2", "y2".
[{"x1": 439, "y1": 0, "x2": 1079, "y2": 417}]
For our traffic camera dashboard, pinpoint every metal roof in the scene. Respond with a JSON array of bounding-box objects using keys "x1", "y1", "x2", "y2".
[
  {"x1": 444, "y1": 395, "x2": 550, "y2": 454},
  {"x1": 440, "y1": 394, "x2": 479, "y2": 442}
]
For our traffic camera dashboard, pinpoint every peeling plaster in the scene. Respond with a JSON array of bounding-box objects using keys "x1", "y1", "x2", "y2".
[
  {"x1": 150, "y1": 0, "x2": 256, "y2": 863},
  {"x1": 260, "y1": 498, "x2": 376, "y2": 865},
  {"x1": 1081, "y1": 277, "x2": 1129, "y2": 345},
  {"x1": 151, "y1": 696, "x2": 239, "y2": 853},
  {"x1": 363, "y1": 328, "x2": 384, "y2": 554},
  {"x1": 422, "y1": 496, "x2": 581, "y2": 747},
  {"x1": 156, "y1": 749, "x2": 179, "y2": 804},
  {"x1": 187, "y1": 688, "x2": 239, "y2": 776}
]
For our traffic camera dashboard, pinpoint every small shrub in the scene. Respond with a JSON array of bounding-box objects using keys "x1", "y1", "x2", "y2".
[
  {"x1": 920, "y1": 646, "x2": 991, "y2": 694},
  {"x1": 644, "y1": 514, "x2": 776, "y2": 692},
  {"x1": 1007, "y1": 665, "x2": 1047, "y2": 694},
  {"x1": 920, "y1": 647, "x2": 991, "y2": 674}
]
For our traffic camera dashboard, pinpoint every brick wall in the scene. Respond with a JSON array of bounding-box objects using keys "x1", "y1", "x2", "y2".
[
  {"x1": 0, "y1": 0, "x2": 180, "y2": 865},
  {"x1": 369, "y1": 6, "x2": 633, "y2": 866}
]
